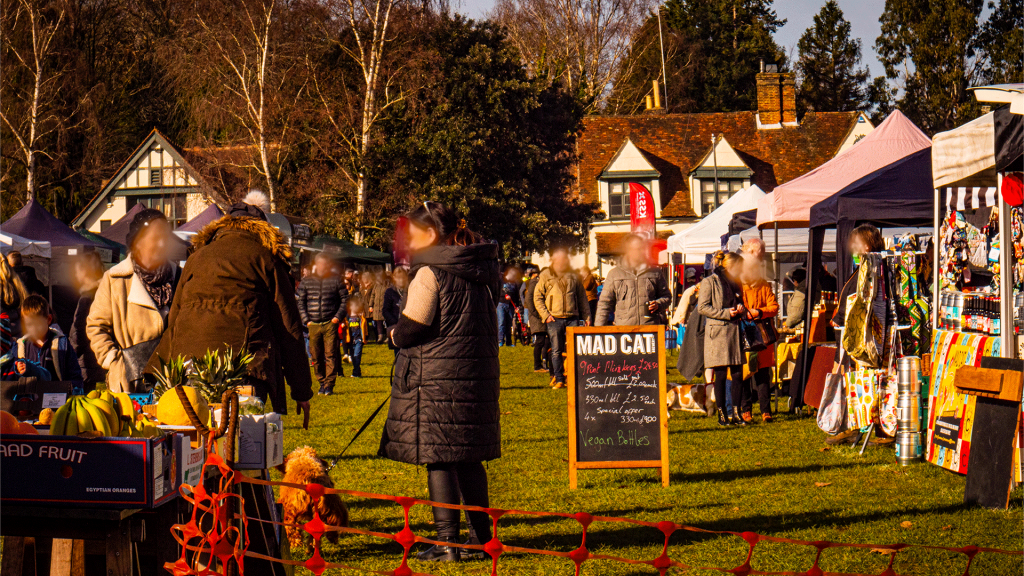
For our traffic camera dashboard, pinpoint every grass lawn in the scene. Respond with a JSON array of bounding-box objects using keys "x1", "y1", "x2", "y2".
[{"x1": 275, "y1": 343, "x2": 1023, "y2": 575}]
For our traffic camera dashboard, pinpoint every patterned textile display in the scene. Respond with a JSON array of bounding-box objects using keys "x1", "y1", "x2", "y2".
[
  {"x1": 926, "y1": 330, "x2": 999, "y2": 475},
  {"x1": 879, "y1": 371, "x2": 899, "y2": 436},
  {"x1": 895, "y1": 248, "x2": 930, "y2": 357},
  {"x1": 1012, "y1": 205, "x2": 1024, "y2": 290},
  {"x1": 842, "y1": 254, "x2": 884, "y2": 367},
  {"x1": 846, "y1": 369, "x2": 884, "y2": 429}
]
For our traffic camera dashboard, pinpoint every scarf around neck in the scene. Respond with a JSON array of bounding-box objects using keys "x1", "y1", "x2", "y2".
[{"x1": 132, "y1": 258, "x2": 175, "y2": 308}]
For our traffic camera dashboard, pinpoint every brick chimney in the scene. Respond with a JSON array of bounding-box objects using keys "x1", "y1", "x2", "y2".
[{"x1": 756, "y1": 66, "x2": 797, "y2": 128}]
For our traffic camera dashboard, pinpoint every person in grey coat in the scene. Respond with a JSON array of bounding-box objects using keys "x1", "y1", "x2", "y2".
[
  {"x1": 697, "y1": 252, "x2": 746, "y2": 427},
  {"x1": 596, "y1": 234, "x2": 671, "y2": 326}
]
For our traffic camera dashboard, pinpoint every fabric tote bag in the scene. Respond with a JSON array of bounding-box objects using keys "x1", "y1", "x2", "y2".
[
  {"x1": 845, "y1": 369, "x2": 883, "y2": 430},
  {"x1": 817, "y1": 373, "x2": 847, "y2": 435}
]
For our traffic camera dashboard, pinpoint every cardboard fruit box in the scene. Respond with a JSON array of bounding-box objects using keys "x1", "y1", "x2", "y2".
[
  {"x1": 0, "y1": 434, "x2": 178, "y2": 508},
  {"x1": 235, "y1": 413, "x2": 283, "y2": 470}
]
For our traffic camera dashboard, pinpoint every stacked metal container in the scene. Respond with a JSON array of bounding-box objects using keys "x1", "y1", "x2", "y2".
[{"x1": 895, "y1": 356, "x2": 923, "y2": 465}]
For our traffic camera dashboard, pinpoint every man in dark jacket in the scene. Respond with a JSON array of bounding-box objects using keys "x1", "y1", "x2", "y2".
[
  {"x1": 296, "y1": 252, "x2": 349, "y2": 394},
  {"x1": 522, "y1": 267, "x2": 549, "y2": 373},
  {"x1": 156, "y1": 204, "x2": 314, "y2": 421}
]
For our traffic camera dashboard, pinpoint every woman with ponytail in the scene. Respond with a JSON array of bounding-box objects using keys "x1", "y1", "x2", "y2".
[{"x1": 379, "y1": 201, "x2": 501, "y2": 562}]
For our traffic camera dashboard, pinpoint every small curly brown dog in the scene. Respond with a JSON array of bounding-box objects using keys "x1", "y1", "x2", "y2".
[{"x1": 278, "y1": 446, "x2": 349, "y2": 552}]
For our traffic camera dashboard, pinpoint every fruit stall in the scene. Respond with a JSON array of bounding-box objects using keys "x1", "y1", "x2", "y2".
[{"x1": 0, "y1": 348, "x2": 283, "y2": 575}]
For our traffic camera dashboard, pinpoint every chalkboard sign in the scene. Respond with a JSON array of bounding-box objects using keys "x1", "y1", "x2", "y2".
[{"x1": 567, "y1": 325, "x2": 669, "y2": 488}]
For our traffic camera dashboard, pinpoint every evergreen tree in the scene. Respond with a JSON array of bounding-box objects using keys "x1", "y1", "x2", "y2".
[
  {"x1": 875, "y1": 0, "x2": 986, "y2": 134},
  {"x1": 795, "y1": 1, "x2": 868, "y2": 112},
  {"x1": 367, "y1": 16, "x2": 597, "y2": 258},
  {"x1": 979, "y1": 0, "x2": 1023, "y2": 84},
  {"x1": 609, "y1": 0, "x2": 786, "y2": 114}
]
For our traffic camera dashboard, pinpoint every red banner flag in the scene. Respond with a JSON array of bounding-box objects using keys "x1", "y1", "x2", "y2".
[
  {"x1": 629, "y1": 182, "x2": 656, "y2": 239},
  {"x1": 393, "y1": 216, "x2": 410, "y2": 266}
]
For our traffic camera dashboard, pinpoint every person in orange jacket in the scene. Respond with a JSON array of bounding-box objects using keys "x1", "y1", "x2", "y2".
[{"x1": 740, "y1": 239, "x2": 779, "y2": 423}]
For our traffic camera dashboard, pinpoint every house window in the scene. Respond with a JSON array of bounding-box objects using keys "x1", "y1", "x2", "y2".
[
  {"x1": 608, "y1": 182, "x2": 630, "y2": 219},
  {"x1": 100, "y1": 220, "x2": 112, "y2": 232},
  {"x1": 701, "y1": 179, "x2": 745, "y2": 214},
  {"x1": 606, "y1": 180, "x2": 654, "y2": 220},
  {"x1": 129, "y1": 194, "x2": 188, "y2": 228},
  {"x1": 150, "y1": 169, "x2": 162, "y2": 187}
]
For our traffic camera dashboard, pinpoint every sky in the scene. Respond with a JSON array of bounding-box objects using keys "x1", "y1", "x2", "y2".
[{"x1": 454, "y1": 0, "x2": 889, "y2": 80}]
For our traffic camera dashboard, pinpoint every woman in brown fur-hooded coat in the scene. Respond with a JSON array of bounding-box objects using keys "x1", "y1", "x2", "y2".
[{"x1": 155, "y1": 206, "x2": 314, "y2": 413}]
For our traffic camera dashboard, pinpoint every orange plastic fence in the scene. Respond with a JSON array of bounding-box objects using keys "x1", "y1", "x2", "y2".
[{"x1": 166, "y1": 447, "x2": 1022, "y2": 576}]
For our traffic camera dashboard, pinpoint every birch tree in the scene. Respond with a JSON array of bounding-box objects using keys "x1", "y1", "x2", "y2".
[
  {"x1": 316, "y1": 0, "x2": 409, "y2": 240},
  {"x1": 491, "y1": 0, "x2": 653, "y2": 110},
  {"x1": 0, "y1": 0, "x2": 67, "y2": 201},
  {"x1": 183, "y1": 0, "x2": 305, "y2": 211}
]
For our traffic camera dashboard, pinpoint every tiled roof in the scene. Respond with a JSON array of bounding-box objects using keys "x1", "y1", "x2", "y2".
[
  {"x1": 577, "y1": 111, "x2": 860, "y2": 218},
  {"x1": 595, "y1": 230, "x2": 673, "y2": 255}
]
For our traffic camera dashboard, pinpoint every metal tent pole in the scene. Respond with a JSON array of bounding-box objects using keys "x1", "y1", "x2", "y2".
[
  {"x1": 933, "y1": 188, "x2": 941, "y2": 333},
  {"x1": 999, "y1": 173, "x2": 1016, "y2": 358}
]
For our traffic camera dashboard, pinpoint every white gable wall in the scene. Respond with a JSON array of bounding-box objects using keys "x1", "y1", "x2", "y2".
[
  {"x1": 835, "y1": 112, "x2": 875, "y2": 156},
  {"x1": 116, "y1": 146, "x2": 199, "y2": 190},
  {"x1": 82, "y1": 196, "x2": 129, "y2": 233},
  {"x1": 605, "y1": 139, "x2": 654, "y2": 173},
  {"x1": 689, "y1": 137, "x2": 752, "y2": 217}
]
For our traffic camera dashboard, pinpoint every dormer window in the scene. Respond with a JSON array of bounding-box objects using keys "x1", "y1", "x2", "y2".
[
  {"x1": 607, "y1": 181, "x2": 631, "y2": 219},
  {"x1": 599, "y1": 138, "x2": 661, "y2": 222}
]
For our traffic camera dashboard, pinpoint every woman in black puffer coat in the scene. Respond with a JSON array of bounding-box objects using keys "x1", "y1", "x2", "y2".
[{"x1": 380, "y1": 201, "x2": 500, "y2": 562}]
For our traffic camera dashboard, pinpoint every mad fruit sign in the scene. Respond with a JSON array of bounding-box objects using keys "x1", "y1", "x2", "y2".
[{"x1": 567, "y1": 325, "x2": 669, "y2": 488}]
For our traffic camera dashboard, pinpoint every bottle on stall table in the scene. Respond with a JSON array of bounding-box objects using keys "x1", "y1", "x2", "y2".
[{"x1": 993, "y1": 297, "x2": 1001, "y2": 335}]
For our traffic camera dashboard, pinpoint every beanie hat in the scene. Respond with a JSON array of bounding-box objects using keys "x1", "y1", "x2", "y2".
[
  {"x1": 1001, "y1": 172, "x2": 1023, "y2": 207},
  {"x1": 127, "y1": 209, "x2": 168, "y2": 249}
]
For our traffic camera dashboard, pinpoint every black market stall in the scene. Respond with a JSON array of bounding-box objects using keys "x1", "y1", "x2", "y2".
[{"x1": 796, "y1": 145, "x2": 936, "y2": 422}]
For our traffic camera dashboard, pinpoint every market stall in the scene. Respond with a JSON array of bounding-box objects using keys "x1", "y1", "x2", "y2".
[
  {"x1": 2, "y1": 200, "x2": 112, "y2": 332},
  {"x1": 925, "y1": 89, "x2": 1024, "y2": 492}
]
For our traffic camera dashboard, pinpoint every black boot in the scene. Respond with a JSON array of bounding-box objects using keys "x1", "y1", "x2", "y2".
[
  {"x1": 731, "y1": 407, "x2": 748, "y2": 426},
  {"x1": 459, "y1": 535, "x2": 487, "y2": 561},
  {"x1": 416, "y1": 539, "x2": 461, "y2": 562},
  {"x1": 717, "y1": 408, "x2": 732, "y2": 426}
]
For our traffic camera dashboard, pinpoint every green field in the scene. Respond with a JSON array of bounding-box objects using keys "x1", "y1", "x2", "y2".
[{"x1": 275, "y1": 344, "x2": 1023, "y2": 575}]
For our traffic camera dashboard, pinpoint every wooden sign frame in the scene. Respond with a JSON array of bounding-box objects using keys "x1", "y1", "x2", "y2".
[{"x1": 567, "y1": 325, "x2": 669, "y2": 489}]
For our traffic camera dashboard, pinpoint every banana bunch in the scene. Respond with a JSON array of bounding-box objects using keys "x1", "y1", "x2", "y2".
[
  {"x1": 50, "y1": 396, "x2": 118, "y2": 437},
  {"x1": 50, "y1": 385, "x2": 149, "y2": 437}
]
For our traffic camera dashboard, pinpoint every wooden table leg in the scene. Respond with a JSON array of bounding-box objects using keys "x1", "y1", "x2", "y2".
[
  {"x1": 48, "y1": 539, "x2": 85, "y2": 576},
  {"x1": 105, "y1": 519, "x2": 132, "y2": 576},
  {"x1": 1, "y1": 536, "x2": 26, "y2": 576}
]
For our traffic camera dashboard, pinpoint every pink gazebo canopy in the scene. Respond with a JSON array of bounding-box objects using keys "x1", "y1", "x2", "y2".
[{"x1": 756, "y1": 110, "x2": 931, "y2": 229}]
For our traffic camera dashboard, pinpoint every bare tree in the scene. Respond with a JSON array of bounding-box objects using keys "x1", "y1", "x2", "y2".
[
  {"x1": 315, "y1": 0, "x2": 410, "y2": 241},
  {"x1": 0, "y1": 0, "x2": 67, "y2": 201},
  {"x1": 491, "y1": 0, "x2": 653, "y2": 110},
  {"x1": 182, "y1": 0, "x2": 306, "y2": 211}
]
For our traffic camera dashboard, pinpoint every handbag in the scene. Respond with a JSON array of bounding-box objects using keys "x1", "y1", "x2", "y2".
[
  {"x1": 121, "y1": 338, "x2": 162, "y2": 388},
  {"x1": 817, "y1": 373, "x2": 847, "y2": 435},
  {"x1": 740, "y1": 317, "x2": 778, "y2": 353},
  {"x1": 740, "y1": 319, "x2": 766, "y2": 352}
]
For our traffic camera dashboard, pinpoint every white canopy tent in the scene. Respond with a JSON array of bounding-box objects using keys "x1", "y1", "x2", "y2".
[
  {"x1": 735, "y1": 227, "x2": 837, "y2": 255},
  {"x1": 667, "y1": 185, "x2": 766, "y2": 257},
  {"x1": 932, "y1": 112, "x2": 996, "y2": 192},
  {"x1": 0, "y1": 231, "x2": 51, "y2": 258}
]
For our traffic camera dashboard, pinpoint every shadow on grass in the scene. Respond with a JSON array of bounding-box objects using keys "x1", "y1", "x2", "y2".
[{"x1": 672, "y1": 461, "x2": 868, "y2": 484}]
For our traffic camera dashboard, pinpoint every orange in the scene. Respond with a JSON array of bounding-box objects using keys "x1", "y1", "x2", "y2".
[
  {"x1": 17, "y1": 422, "x2": 39, "y2": 435},
  {"x1": 0, "y1": 411, "x2": 19, "y2": 434}
]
